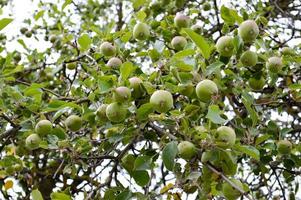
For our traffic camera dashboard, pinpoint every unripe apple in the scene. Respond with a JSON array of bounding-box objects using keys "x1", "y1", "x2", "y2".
[
  {"x1": 214, "y1": 126, "x2": 236, "y2": 148},
  {"x1": 203, "y1": 2, "x2": 211, "y2": 11},
  {"x1": 196, "y1": 79, "x2": 218, "y2": 103},
  {"x1": 191, "y1": 24, "x2": 202, "y2": 34},
  {"x1": 171, "y1": 36, "x2": 187, "y2": 51},
  {"x1": 150, "y1": 90, "x2": 173, "y2": 113},
  {"x1": 25, "y1": 31, "x2": 32, "y2": 38},
  {"x1": 107, "y1": 57, "x2": 122, "y2": 68},
  {"x1": 20, "y1": 27, "x2": 28, "y2": 34},
  {"x1": 106, "y1": 102, "x2": 127, "y2": 123},
  {"x1": 49, "y1": 35, "x2": 57, "y2": 43},
  {"x1": 100, "y1": 42, "x2": 116, "y2": 57},
  {"x1": 266, "y1": 56, "x2": 283, "y2": 73},
  {"x1": 129, "y1": 77, "x2": 144, "y2": 98},
  {"x1": 240, "y1": 50, "x2": 258, "y2": 67},
  {"x1": 222, "y1": 179, "x2": 244, "y2": 200},
  {"x1": 238, "y1": 20, "x2": 259, "y2": 43},
  {"x1": 65, "y1": 115, "x2": 82, "y2": 132},
  {"x1": 25, "y1": 134, "x2": 41, "y2": 150},
  {"x1": 178, "y1": 83, "x2": 194, "y2": 97},
  {"x1": 248, "y1": 76, "x2": 265, "y2": 90},
  {"x1": 133, "y1": 22, "x2": 150, "y2": 40},
  {"x1": 35, "y1": 120, "x2": 53, "y2": 137},
  {"x1": 282, "y1": 47, "x2": 295, "y2": 56},
  {"x1": 113, "y1": 86, "x2": 131, "y2": 103},
  {"x1": 216, "y1": 36, "x2": 235, "y2": 57},
  {"x1": 277, "y1": 140, "x2": 292, "y2": 155},
  {"x1": 174, "y1": 13, "x2": 190, "y2": 28},
  {"x1": 96, "y1": 104, "x2": 108, "y2": 122},
  {"x1": 121, "y1": 154, "x2": 135, "y2": 172},
  {"x1": 177, "y1": 141, "x2": 197, "y2": 160},
  {"x1": 66, "y1": 62, "x2": 77, "y2": 70}
]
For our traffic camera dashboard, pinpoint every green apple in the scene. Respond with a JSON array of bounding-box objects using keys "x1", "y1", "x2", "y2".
[
  {"x1": 65, "y1": 115, "x2": 82, "y2": 132},
  {"x1": 214, "y1": 126, "x2": 236, "y2": 148},
  {"x1": 177, "y1": 141, "x2": 197, "y2": 160},
  {"x1": 113, "y1": 86, "x2": 131, "y2": 102},
  {"x1": 277, "y1": 140, "x2": 292, "y2": 155},
  {"x1": 195, "y1": 79, "x2": 218, "y2": 102},
  {"x1": 35, "y1": 120, "x2": 53, "y2": 137},
  {"x1": 66, "y1": 62, "x2": 77, "y2": 70},
  {"x1": 100, "y1": 42, "x2": 116, "y2": 57},
  {"x1": 216, "y1": 36, "x2": 235, "y2": 57},
  {"x1": 96, "y1": 104, "x2": 108, "y2": 122},
  {"x1": 238, "y1": 20, "x2": 259, "y2": 43},
  {"x1": 107, "y1": 57, "x2": 122, "y2": 68},
  {"x1": 106, "y1": 102, "x2": 127, "y2": 123},
  {"x1": 266, "y1": 56, "x2": 282, "y2": 73},
  {"x1": 191, "y1": 24, "x2": 202, "y2": 34},
  {"x1": 171, "y1": 36, "x2": 187, "y2": 51},
  {"x1": 248, "y1": 76, "x2": 265, "y2": 90},
  {"x1": 240, "y1": 50, "x2": 258, "y2": 67},
  {"x1": 133, "y1": 22, "x2": 150, "y2": 40},
  {"x1": 150, "y1": 90, "x2": 173, "y2": 113},
  {"x1": 25, "y1": 134, "x2": 41, "y2": 150},
  {"x1": 174, "y1": 13, "x2": 190, "y2": 28}
]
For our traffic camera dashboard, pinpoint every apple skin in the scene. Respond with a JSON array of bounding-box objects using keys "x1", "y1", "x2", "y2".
[
  {"x1": 174, "y1": 13, "x2": 190, "y2": 28},
  {"x1": 150, "y1": 90, "x2": 173, "y2": 113},
  {"x1": 191, "y1": 24, "x2": 202, "y2": 34},
  {"x1": 96, "y1": 104, "x2": 108, "y2": 122},
  {"x1": 65, "y1": 115, "x2": 82, "y2": 132},
  {"x1": 113, "y1": 86, "x2": 131, "y2": 103},
  {"x1": 248, "y1": 76, "x2": 265, "y2": 90},
  {"x1": 238, "y1": 20, "x2": 259, "y2": 43},
  {"x1": 35, "y1": 120, "x2": 53, "y2": 137},
  {"x1": 214, "y1": 126, "x2": 236, "y2": 148},
  {"x1": 195, "y1": 79, "x2": 218, "y2": 103},
  {"x1": 177, "y1": 141, "x2": 197, "y2": 160},
  {"x1": 129, "y1": 77, "x2": 144, "y2": 98},
  {"x1": 66, "y1": 62, "x2": 77, "y2": 70},
  {"x1": 133, "y1": 22, "x2": 150, "y2": 40},
  {"x1": 266, "y1": 56, "x2": 282, "y2": 73},
  {"x1": 107, "y1": 57, "x2": 122, "y2": 68},
  {"x1": 240, "y1": 50, "x2": 258, "y2": 67},
  {"x1": 277, "y1": 140, "x2": 292, "y2": 155},
  {"x1": 178, "y1": 83, "x2": 194, "y2": 97},
  {"x1": 222, "y1": 179, "x2": 244, "y2": 200},
  {"x1": 100, "y1": 42, "x2": 116, "y2": 57},
  {"x1": 171, "y1": 36, "x2": 187, "y2": 51},
  {"x1": 106, "y1": 102, "x2": 127, "y2": 123},
  {"x1": 25, "y1": 134, "x2": 41, "y2": 150},
  {"x1": 216, "y1": 36, "x2": 235, "y2": 57}
]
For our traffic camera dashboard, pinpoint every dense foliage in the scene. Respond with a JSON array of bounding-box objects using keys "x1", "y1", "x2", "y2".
[{"x1": 0, "y1": 0, "x2": 301, "y2": 199}]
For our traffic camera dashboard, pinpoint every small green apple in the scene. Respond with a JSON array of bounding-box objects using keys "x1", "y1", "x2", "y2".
[
  {"x1": 133, "y1": 22, "x2": 150, "y2": 40},
  {"x1": 100, "y1": 42, "x2": 116, "y2": 57},
  {"x1": 238, "y1": 20, "x2": 259, "y2": 43},
  {"x1": 171, "y1": 36, "x2": 187, "y2": 51},
  {"x1": 106, "y1": 102, "x2": 127, "y2": 123},
  {"x1": 113, "y1": 86, "x2": 131, "y2": 103},
  {"x1": 25, "y1": 134, "x2": 41, "y2": 150},
  {"x1": 65, "y1": 115, "x2": 82, "y2": 132},
  {"x1": 174, "y1": 13, "x2": 190, "y2": 28},
  {"x1": 35, "y1": 120, "x2": 53, "y2": 137},
  {"x1": 214, "y1": 126, "x2": 236, "y2": 148},
  {"x1": 107, "y1": 57, "x2": 122, "y2": 68},
  {"x1": 150, "y1": 90, "x2": 173, "y2": 113},
  {"x1": 195, "y1": 79, "x2": 218, "y2": 102},
  {"x1": 178, "y1": 141, "x2": 197, "y2": 160},
  {"x1": 277, "y1": 140, "x2": 292, "y2": 155},
  {"x1": 240, "y1": 50, "x2": 258, "y2": 67},
  {"x1": 266, "y1": 56, "x2": 282, "y2": 73},
  {"x1": 216, "y1": 36, "x2": 235, "y2": 57}
]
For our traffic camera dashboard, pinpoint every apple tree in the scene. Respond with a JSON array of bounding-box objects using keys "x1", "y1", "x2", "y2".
[{"x1": 0, "y1": 0, "x2": 300, "y2": 199}]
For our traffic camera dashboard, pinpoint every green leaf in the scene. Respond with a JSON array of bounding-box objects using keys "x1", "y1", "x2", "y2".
[
  {"x1": 206, "y1": 105, "x2": 227, "y2": 124},
  {"x1": 137, "y1": 103, "x2": 154, "y2": 121},
  {"x1": 34, "y1": 10, "x2": 45, "y2": 21},
  {"x1": 234, "y1": 144, "x2": 260, "y2": 160},
  {"x1": 162, "y1": 141, "x2": 178, "y2": 171},
  {"x1": 136, "y1": 10, "x2": 146, "y2": 21},
  {"x1": 183, "y1": 28, "x2": 211, "y2": 59},
  {"x1": 134, "y1": 156, "x2": 151, "y2": 171},
  {"x1": 220, "y1": 5, "x2": 243, "y2": 25},
  {"x1": 78, "y1": 33, "x2": 91, "y2": 51},
  {"x1": 50, "y1": 192, "x2": 71, "y2": 200},
  {"x1": 132, "y1": 170, "x2": 150, "y2": 186},
  {"x1": 242, "y1": 92, "x2": 258, "y2": 127},
  {"x1": 171, "y1": 49, "x2": 195, "y2": 60},
  {"x1": 31, "y1": 189, "x2": 44, "y2": 200},
  {"x1": 205, "y1": 61, "x2": 224, "y2": 76},
  {"x1": 116, "y1": 189, "x2": 132, "y2": 200},
  {"x1": 0, "y1": 18, "x2": 13, "y2": 31},
  {"x1": 133, "y1": 0, "x2": 146, "y2": 9},
  {"x1": 120, "y1": 61, "x2": 136, "y2": 81},
  {"x1": 62, "y1": 0, "x2": 72, "y2": 10}
]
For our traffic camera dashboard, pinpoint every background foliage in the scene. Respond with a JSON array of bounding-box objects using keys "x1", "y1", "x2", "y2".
[{"x1": 0, "y1": 0, "x2": 301, "y2": 199}]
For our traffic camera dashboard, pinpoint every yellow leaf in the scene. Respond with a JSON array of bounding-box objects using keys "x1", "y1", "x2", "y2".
[
  {"x1": 160, "y1": 183, "x2": 174, "y2": 194},
  {"x1": 4, "y1": 180, "x2": 13, "y2": 190}
]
